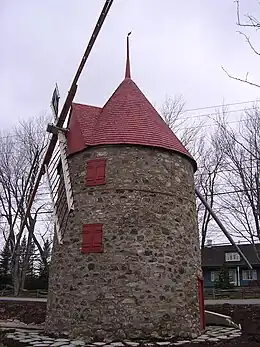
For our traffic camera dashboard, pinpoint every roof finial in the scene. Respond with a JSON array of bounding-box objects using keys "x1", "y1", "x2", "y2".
[{"x1": 125, "y1": 32, "x2": 132, "y2": 79}]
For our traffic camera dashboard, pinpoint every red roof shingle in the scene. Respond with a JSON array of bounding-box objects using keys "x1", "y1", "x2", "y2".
[{"x1": 67, "y1": 78, "x2": 196, "y2": 169}]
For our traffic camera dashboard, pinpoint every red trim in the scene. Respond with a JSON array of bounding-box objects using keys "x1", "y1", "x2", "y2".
[
  {"x1": 198, "y1": 276, "x2": 205, "y2": 330},
  {"x1": 67, "y1": 106, "x2": 86, "y2": 155}
]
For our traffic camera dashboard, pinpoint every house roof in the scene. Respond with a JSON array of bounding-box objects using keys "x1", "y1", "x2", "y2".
[
  {"x1": 66, "y1": 36, "x2": 196, "y2": 170},
  {"x1": 202, "y1": 244, "x2": 260, "y2": 267}
]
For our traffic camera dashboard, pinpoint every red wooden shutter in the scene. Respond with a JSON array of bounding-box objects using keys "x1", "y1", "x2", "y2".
[
  {"x1": 86, "y1": 159, "x2": 106, "y2": 186},
  {"x1": 82, "y1": 224, "x2": 103, "y2": 253}
]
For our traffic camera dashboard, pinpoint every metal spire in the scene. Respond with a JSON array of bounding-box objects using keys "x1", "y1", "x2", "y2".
[{"x1": 125, "y1": 32, "x2": 132, "y2": 78}]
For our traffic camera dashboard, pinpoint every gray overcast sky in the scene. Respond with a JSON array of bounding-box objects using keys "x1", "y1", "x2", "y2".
[{"x1": 1, "y1": 0, "x2": 260, "y2": 129}]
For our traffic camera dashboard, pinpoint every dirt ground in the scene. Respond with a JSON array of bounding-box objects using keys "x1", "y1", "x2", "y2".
[
  {"x1": 192, "y1": 304, "x2": 260, "y2": 347},
  {"x1": 0, "y1": 301, "x2": 46, "y2": 325},
  {"x1": 0, "y1": 302, "x2": 260, "y2": 346}
]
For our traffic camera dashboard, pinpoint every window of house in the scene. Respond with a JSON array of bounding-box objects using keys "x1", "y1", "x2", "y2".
[
  {"x1": 242, "y1": 269, "x2": 257, "y2": 281},
  {"x1": 211, "y1": 271, "x2": 219, "y2": 282},
  {"x1": 225, "y1": 252, "x2": 240, "y2": 262},
  {"x1": 228, "y1": 269, "x2": 236, "y2": 284}
]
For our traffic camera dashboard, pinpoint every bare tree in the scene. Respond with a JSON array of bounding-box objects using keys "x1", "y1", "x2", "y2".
[
  {"x1": 160, "y1": 95, "x2": 205, "y2": 157},
  {"x1": 196, "y1": 128, "x2": 226, "y2": 251},
  {"x1": 160, "y1": 95, "x2": 225, "y2": 248},
  {"x1": 160, "y1": 94, "x2": 185, "y2": 129},
  {"x1": 215, "y1": 106, "x2": 260, "y2": 259},
  {"x1": 0, "y1": 114, "x2": 52, "y2": 295},
  {"x1": 222, "y1": 0, "x2": 260, "y2": 88}
]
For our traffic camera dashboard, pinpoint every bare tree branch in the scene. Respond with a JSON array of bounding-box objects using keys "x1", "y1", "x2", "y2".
[
  {"x1": 237, "y1": 31, "x2": 260, "y2": 56},
  {"x1": 222, "y1": 66, "x2": 260, "y2": 88},
  {"x1": 235, "y1": 0, "x2": 260, "y2": 28}
]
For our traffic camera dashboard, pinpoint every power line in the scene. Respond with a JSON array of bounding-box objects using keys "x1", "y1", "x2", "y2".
[
  {"x1": 197, "y1": 165, "x2": 260, "y2": 177},
  {"x1": 179, "y1": 106, "x2": 258, "y2": 122},
  {"x1": 0, "y1": 101, "x2": 259, "y2": 143},
  {"x1": 182, "y1": 99, "x2": 260, "y2": 114},
  {"x1": 201, "y1": 188, "x2": 258, "y2": 196}
]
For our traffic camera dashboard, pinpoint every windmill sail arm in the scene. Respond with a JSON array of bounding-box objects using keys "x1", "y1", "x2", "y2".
[
  {"x1": 196, "y1": 187, "x2": 253, "y2": 270},
  {"x1": 11, "y1": 0, "x2": 114, "y2": 261},
  {"x1": 11, "y1": 85, "x2": 77, "y2": 259},
  {"x1": 44, "y1": 84, "x2": 77, "y2": 169}
]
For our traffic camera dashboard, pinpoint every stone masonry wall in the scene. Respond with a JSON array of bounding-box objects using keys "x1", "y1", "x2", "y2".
[{"x1": 45, "y1": 145, "x2": 201, "y2": 341}]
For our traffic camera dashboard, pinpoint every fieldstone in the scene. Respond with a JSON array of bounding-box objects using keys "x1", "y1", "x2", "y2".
[
  {"x1": 226, "y1": 336, "x2": 236, "y2": 340},
  {"x1": 29, "y1": 333, "x2": 42, "y2": 336},
  {"x1": 55, "y1": 339, "x2": 71, "y2": 342},
  {"x1": 31, "y1": 336, "x2": 44, "y2": 339},
  {"x1": 209, "y1": 332, "x2": 220, "y2": 337},
  {"x1": 190, "y1": 333, "x2": 198, "y2": 339},
  {"x1": 15, "y1": 335, "x2": 28, "y2": 340},
  {"x1": 31, "y1": 341, "x2": 43, "y2": 345},
  {"x1": 13, "y1": 331, "x2": 25, "y2": 337},
  {"x1": 6, "y1": 334, "x2": 16, "y2": 338},
  {"x1": 111, "y1": 343, "x2": 124, "y2": 347},
  {"x1": 93, "y1": 343, "x2": 106, "y2": 346},
  {"x1": 32, "y1": 337, "x2": 45, "y2": 340},
  {"x1": 198, "y1": 335, "x2": 209, "y2": 339},
  {"x1": 121, "y1": 298, "x2": 135, "y2": 304},
  {"x1": 151, "y1": 331, "x2": 160, "y2": 339},
  {"x1": 51, "y1": 343, "x2": 69, "y2": 347},
  {"x1": 217, "y1": 335, "x2": 228, "y2": 340},
  {"x1": 208, "y1": 338, "x2": 219, "y2": 342},
  {"x1": 125, "y1": 343, "x2": 139, "y2": 346},
  {"x1": 173, "y1": 342, "x2": 190, "y2": 346},
  {"x1": 34, "y1": 344, "x2": 52, "y2": 347},
  {"x1": 157, "y1": 342, "x2": 170, "y2": 345},
  {"x1": 16, "y1": 329, "x2": 31, "y2": 332},
  {"x1": 70, "y1": 340, "x2": 85, "y2": 346}
]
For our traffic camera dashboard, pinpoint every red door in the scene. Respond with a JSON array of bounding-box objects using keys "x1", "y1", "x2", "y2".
[{"x1": 198, "y1": 275, "x2": 205, "y2": 330}]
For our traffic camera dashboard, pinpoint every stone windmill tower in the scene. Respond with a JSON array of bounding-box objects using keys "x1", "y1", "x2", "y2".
[{"x1": 44, "y1": 35, "x2": 202, "y2": 340}]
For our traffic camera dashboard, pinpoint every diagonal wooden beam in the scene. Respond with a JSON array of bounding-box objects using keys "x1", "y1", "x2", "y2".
[{"x1": 196, "y1": 187, "x2": 252, "y2": 269}]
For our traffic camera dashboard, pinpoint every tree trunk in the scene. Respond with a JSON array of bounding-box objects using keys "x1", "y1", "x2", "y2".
[{"x1": 12, "y1": 246, "x2": 21, "y2": 296}]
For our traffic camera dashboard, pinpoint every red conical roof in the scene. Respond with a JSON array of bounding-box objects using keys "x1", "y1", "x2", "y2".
[{"x1": 67, "y1": 36, "x2": 196, "y2": 170}]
